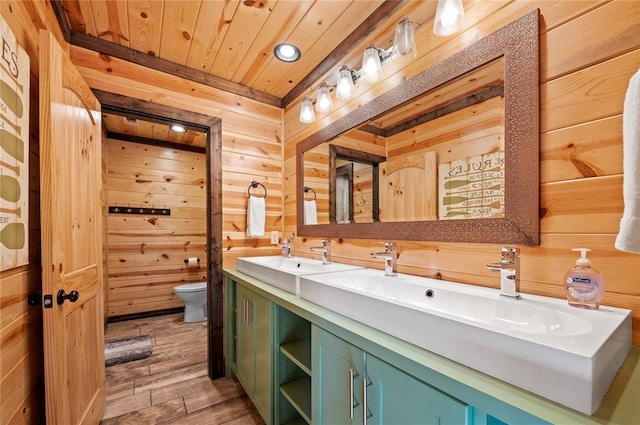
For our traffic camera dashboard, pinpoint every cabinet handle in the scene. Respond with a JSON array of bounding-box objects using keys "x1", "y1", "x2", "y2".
[
  {"x1": 349, "y1": 368, "x2": 360, "y2": 419},
  {"x1": 243, "y1": 298, "x2": 248, "y2": 325},
  {"x1": 362, "y1": 378, "x2": 373, "y2": 424}
]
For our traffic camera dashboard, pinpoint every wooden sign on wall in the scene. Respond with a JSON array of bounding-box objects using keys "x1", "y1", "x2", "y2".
[
  {"x1": 0, "y1": 16, "x2": 29, "y2": 271},
  {"x1": 438, "y1": 151, "x2": 505, "y2": 220}
]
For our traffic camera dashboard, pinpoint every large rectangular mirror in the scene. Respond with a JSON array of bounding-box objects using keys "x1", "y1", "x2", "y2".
[{"x1": 297, "y1": 10, "x2": 540, "y2": 245}]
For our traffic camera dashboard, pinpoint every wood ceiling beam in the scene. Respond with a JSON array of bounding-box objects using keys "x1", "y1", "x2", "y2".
[
  {"x1": 282, "y1": 0, "x2": 405, "y2": 107},
  {"x1": 361, "y1": 84, "x2": 506, "y2": 137},
  {"x1": 50, "y1": 0, "x2": 281, "y2": 107},
  {"x1": 105, "y1": 131, "x2": 206, "y2": 154},
  {"x1": 70, "y1": 31, "x2": 283, "y2": 107},
  {"x1": 51, "y1": 0, "x2": 402, "y2": 109}
]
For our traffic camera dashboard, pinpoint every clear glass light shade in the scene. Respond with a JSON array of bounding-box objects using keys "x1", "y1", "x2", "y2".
[
  {"x1": 299, "y1": 97, "x2": 316, "y2": 123},
  {"x1": 315, "y1": 84, "x2": 333, "y2": 113},
  {"x1": 391, "y1": 17, "x2": 417, "y2": 61},
  {"x1": 433, "y1": 0, "x2": 465, "y2": 36},
  {"x1": 362, "y1": 46, "x2": 383, "y2": 83},
  {"x1": 336, "y1": 68, "x2": 355, "y2": 100}
]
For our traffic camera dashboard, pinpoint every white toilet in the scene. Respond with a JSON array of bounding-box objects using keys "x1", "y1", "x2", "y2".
[{"x1": 174, "y1": 282, "x2": 207, "y2": 322}]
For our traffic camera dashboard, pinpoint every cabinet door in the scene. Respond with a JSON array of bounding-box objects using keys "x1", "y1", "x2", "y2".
[
  {"x1": 235, "y1": 284, "x2": 272, "y2": 423},
  {"x1": 253, "y1": 290, "x2": 272, "y2": 420},
  {"x1": 365, "y1": 354, "x2": 468, "y2": 425},
  {"x1": 312, "y1": 326, "x2": 365, "y2": 425},
  {"x1": 235, "y1": 285, "x2": 253, "y2": 391}
]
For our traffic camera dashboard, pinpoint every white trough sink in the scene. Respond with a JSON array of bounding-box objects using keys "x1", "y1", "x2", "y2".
[
  {"x1": 298, "y1": 269, "x2": 632, "y2": 415},
  {"x1": 236, "y1": 255, "x2": 363, "y2": 295}
]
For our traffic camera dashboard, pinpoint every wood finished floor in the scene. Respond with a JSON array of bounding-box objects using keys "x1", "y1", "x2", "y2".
[{"x1": 101, "y1": 312, "x2": 265, "y2": 425}]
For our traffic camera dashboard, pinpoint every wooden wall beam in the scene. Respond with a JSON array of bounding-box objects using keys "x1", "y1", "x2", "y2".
[{"x1": 106, "y1": 132, "x2": 206, "y2": 154}]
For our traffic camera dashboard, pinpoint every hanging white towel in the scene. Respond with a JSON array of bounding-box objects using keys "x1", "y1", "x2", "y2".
[
  {"x1": 304, "y1": 200, "x2": 318, "y2": 225},
  {"x1": 615, "y1": 67, "x2": 640, "y2": 253},
  {"x1": 247, "y1": 195, "x2": 265, "y2": 237}
]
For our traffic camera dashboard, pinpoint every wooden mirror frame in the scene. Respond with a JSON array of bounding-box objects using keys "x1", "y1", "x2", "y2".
[{"x1": 297, "y1": 10, "x2": 540, "y2": 245}]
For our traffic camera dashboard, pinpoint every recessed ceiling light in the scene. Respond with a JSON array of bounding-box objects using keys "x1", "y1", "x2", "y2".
[
  {"x1": 170, "y1": 124, "x2": 186, "y2": 133},
  {"x1": 274, "y1": 43, "x2": 301, "y2": 62}
]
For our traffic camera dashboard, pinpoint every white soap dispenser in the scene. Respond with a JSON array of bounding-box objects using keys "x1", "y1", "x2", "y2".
[{"x1": 563, "y1": 248, "x2": 604, "y2": 310}]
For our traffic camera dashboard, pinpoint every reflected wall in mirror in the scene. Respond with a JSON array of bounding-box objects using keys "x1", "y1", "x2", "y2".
[
  {"x1": 297, "y1": 10, "x2": 539, "y2": 245},
  {"x1": 303, "y1": 58, "x2": 505, "y2": 224}
]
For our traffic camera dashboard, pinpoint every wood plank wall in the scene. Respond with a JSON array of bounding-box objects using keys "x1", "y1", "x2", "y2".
[
  {"x1": 66, "y1": 48, "x2": 285, "y2": 268},
  {"x1": 65, "y1": 49, "x2": 285, "y2": 270},
  {"x1": 1, "y1": 1, "x2": 638, "y2": 423},
  {"x1": 284, "y1": 0, "x2": 640, "y2": 346},
  {"x1": 106, "y1": 138, "x2": 208, "y2": 317},
  {"x1": 2, "y1": 0, "x2": 282, "y2": 422}
]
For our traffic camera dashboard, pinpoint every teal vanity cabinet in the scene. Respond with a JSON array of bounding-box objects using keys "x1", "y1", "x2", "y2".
[
  {"x1": 231, "y1": 282, "x2": 272, "y2": 423},
  {"x1": 225, "y1": 269, "x2": 638, "y2": 425},
  {"x1": 312, "y1": 325, "x2": 467, "y2": 425}
]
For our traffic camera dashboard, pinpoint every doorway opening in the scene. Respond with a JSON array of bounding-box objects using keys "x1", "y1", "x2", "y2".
[{"x1": 95, "y1": 90, "x2": 224, "y2": 378}]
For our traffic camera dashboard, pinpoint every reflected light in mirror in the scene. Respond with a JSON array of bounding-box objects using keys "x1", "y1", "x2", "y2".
[{"x1": 433, "y1": 0, "x2": 465, "y2": 36}]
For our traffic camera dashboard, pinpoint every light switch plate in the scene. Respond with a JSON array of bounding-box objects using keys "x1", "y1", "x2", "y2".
[{"x1": 271, "y1": 231, "x2": 279, "y2": 244}]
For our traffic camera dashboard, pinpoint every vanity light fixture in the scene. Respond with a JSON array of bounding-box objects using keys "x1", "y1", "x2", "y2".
[
  {"x1": 336, "y1": 66, "x2": 356, "y2": 100},
  {"x1": 391, "y1": 17, "x2": 417, "y2": 61},
  {"x1": 274, "y1": 42, "x2": 301, "y2": 62},
  {"x1": 433, "y1": 0, "x2": 465, "y2": 36},
  {"x1": 298, "y1": 15, "x2": 422, "y2": 123},
  {"x1": 315, "y1": 84, "x2": 333, "y2": 113},
  {"x1": 170, "y1": 124, "x2": 186, "y2": 133},
  {"x1": 361, "y1": 45, "x2": 385, "y2": 83},
  {"x1": 299, "y1": 96, "x2": 316, "y2": 123}
]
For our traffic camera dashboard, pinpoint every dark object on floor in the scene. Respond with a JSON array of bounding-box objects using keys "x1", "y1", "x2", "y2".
[{"x1": 105, "y1": 335, "x2": 153, "y2": 366}]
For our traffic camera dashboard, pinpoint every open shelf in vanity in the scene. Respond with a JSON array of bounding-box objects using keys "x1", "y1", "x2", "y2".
[{"x1": 275, "y1": 305, "x2": 312, "y2": 425}]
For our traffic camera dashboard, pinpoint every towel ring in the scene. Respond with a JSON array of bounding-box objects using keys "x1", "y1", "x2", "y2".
[
  {"x1": 303, "y1": 186, "x2": 317, "y2": 200},
  {"x1": 248, "y1": 181, "x2": 267, "y2": 198}
]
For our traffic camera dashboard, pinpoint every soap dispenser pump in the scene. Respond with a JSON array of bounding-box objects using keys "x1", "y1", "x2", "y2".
[{"x1": 563, "y1": 248, "x2": 604, "y2": 310}]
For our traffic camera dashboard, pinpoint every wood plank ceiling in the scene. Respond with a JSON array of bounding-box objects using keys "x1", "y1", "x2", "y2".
[{"x1": 53, "y1": 0, "x2": 437, "y2": 143}]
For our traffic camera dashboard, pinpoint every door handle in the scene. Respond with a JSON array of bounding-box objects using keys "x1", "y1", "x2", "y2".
[
  {"x1": 349, "y1": 367, "x2": 360, "y2": 419},
  {"x1": 57, "y1": 289, "x2": 79, "y2": 305},
  {"x1": 362, "y1": 377, "x2": 373, "y2": 424}
]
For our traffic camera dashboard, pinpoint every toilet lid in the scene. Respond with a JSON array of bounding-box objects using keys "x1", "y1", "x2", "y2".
[{"x1": 175, "y1": 282, "x2": 206, "y2": 292}]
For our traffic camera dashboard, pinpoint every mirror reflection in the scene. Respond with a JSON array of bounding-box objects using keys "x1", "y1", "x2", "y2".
[
  {"x1": 303, "y1": 58, "x2": 505, "y2": 225},
  {"x1": 297, "y1": 10, "x2": 539, "y2": 245}
]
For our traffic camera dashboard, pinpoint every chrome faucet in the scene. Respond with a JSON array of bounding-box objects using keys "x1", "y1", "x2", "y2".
[
  {"x1": 487, "y1": 247, "x2": 520, "y2": 299},
  {"x1": 310, "y1": 239, "x2": 332, "y2": 264},
  {"x1": 370, "y1": 242, "x2": 397, "y2": 276},
  {"x1": 280, "y1": 237, "x2": 294, "y2": 258}
]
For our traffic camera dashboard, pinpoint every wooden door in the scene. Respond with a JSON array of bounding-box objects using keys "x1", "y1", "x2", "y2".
[
  {"x1": 380, "y1": 151, "x2": 437, "y2": 221},
  {"x1": 39, "y1": 30, "x2": 105, "y2": 424}
]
